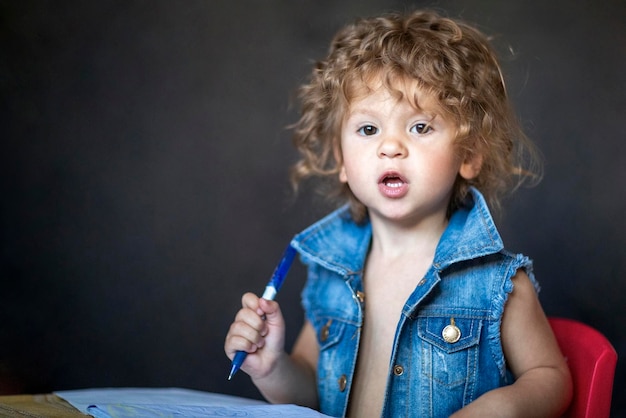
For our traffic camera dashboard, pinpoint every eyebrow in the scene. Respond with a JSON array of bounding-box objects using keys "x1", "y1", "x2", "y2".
[{"x1": 346, "y1": 106, "x2": 439, "y2": 121}]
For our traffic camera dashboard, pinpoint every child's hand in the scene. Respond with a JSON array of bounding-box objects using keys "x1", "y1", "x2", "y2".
[{"x1": 224, "y1": 292, "x2": 286, "y2": 379}]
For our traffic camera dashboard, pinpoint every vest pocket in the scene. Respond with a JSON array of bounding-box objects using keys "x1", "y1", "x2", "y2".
[
  {"x1": 417, "y1": 316, "x2": 482, "y2": 388},
  {"x1": 312, "y1": 316, "x2": 345, "y2": 350},
  {"x1": 312, "y1": 315, "x2": 352, "y2": 411}
]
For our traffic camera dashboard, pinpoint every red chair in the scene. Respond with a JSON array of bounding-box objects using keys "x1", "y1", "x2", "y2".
[{"x1": 549, "y1": 317, "x2": 618, "y2": 418}]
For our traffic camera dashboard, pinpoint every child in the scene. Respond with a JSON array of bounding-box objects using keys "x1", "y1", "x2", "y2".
[{"x1": 224, "y1": 10, "x2": 572, "y2": 418}]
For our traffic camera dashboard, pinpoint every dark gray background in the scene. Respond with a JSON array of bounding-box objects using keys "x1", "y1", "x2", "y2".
[{"x1": 2, "y1": 0, "x2": 625, "y2": 415}]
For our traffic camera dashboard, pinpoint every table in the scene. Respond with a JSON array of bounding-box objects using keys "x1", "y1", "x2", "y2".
[{"x1": 0, "y1": 393, "x2": 88, "y2": 417}]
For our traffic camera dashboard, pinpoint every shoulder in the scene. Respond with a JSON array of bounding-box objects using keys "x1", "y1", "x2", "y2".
[{"x1": 292, "y1": 205, "x2": 372, "y2": 275}]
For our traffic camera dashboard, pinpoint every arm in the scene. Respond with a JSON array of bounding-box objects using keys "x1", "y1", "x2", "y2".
[
  {"x1": 451, "y1": 270, "x2": 573, "y2": 418},
  {"x1": 224, "y1": 292, "x2": 318, "y2": 407}
]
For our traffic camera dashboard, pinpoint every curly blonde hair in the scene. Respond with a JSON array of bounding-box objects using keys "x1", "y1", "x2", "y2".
[{"x1": 290, "y1": 10, "x2": 541, "y2": 223}]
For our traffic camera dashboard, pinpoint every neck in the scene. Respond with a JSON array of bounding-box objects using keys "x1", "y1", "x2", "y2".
[{"x1": 368, "y1": 211, "x2": 448, "y2": 260}]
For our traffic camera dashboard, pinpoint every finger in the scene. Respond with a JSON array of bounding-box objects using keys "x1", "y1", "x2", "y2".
[
  {"x1": 224, "y1": 333, "x2": 262, "y2": 358},
  {"x1": 224, "y1": 322, "x2": 265, "y2": 353},
  {"x1": 243, "y1": 292, "x2": 277, "y2": 318},
  {"x1": 241, "y1": 292, "x2": 261, "y2": 310},
  {"x1": 234, "y1": 307, "x2": 267, "y2": 333},
  {"x1": 228, "y1": 317, "x2": 268, "y2": 346}
]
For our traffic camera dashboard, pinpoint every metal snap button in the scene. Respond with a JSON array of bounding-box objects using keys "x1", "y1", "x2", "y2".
[
  {"x1": 393, "y1": 365, "x2": 404, "y2": 376},
  {"x1": 320, "y1": 319, "x2": 332, "y2": 342},
  {"x1": 442, "y1": 317, "x2": 461, "y2": 344},
  {"x1": 338, "y1": 374, "x2": 347, "y2": 392},
  {"x1": 356, "y1": 290, "x2": 365, "y2": 303}
]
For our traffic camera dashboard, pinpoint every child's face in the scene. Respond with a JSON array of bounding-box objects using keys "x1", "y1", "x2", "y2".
[{"x1": 338, "y1": 82, "x2": 480, "y2": 225}]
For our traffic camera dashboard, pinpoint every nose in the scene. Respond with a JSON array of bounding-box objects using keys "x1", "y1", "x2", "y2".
[{"x1": 377, "y1": 134, "x2": 407, "y2": 159}]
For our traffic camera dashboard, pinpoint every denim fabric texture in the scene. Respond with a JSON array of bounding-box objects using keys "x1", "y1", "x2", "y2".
[{"x1": 291, "y1": 187, "x2": 537, "y2": 417}]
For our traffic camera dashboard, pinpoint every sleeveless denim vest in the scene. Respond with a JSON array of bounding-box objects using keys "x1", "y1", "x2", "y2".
[{"x1": 290, "y1": 187, "x2": 537, "y2": 417}]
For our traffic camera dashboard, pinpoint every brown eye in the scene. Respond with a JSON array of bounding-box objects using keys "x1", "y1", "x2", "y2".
[
  {"x1": 411, "y1": 123, "x2": 432, "y2": 134},
  {"x1": 357, "y1": 125, "x2": 378, "y2": 136}
]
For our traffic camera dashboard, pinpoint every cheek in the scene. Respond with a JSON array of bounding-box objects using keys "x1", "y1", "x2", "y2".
[
  {"x1": 420, "y1": 151, "x2": 463, "y2": 182},
  {"x1": 337, "y1": 139, "x2": 353, "y2": 184}
]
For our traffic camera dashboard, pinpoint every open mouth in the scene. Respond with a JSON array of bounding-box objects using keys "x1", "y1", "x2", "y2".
[
  {"x1": 382, "y1": 175, "x2": 404, "y2": 188},
  {"x1": 378, "y1": 171, "x2": 409, "y2": 198},
  {"x1": 379, "y1": 171, "x2": 408, "y2": 186}
]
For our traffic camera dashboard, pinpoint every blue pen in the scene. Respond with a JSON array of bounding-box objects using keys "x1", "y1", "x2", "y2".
[{"x1": 228, "y1": 244, "x2": 297, "y2": 380}]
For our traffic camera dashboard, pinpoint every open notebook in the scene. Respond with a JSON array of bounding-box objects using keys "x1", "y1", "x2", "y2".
[{"x1": 55, "y1": 387, "x2": 331, "y2": 418}]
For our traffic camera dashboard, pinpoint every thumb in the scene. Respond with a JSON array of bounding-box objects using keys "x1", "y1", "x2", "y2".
[
  {"x1": 257, "y1": 298, "x2": 285, "y2": 353},
  {"x1": 258, "y1": 298, "x2": 284, "y2": 327}
]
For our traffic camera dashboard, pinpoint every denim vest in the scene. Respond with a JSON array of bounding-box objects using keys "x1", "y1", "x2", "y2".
[{"x1": 290, "y1": 188, "x2": 536, "y2": 417}]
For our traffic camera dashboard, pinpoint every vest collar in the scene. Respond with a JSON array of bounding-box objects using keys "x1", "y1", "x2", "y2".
[{"x1": 291, "y1": 187, "x2": 503, "y2": 276}]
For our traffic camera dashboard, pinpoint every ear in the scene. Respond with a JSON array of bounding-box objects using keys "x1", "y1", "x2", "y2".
[
  {"x1": 339, "y1": 164, "x2": 348, "y2": 183},
  {"x1": 334, "y1": 139, "x2": 349, "y2": 183},
  {"x1": 459, "y1": 153, "x2": 483, "y2": 180}
]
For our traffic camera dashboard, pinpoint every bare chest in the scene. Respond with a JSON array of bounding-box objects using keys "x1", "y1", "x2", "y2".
[{"x1": 347, "y1": 258, "x2": 429, "y2": 417}]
